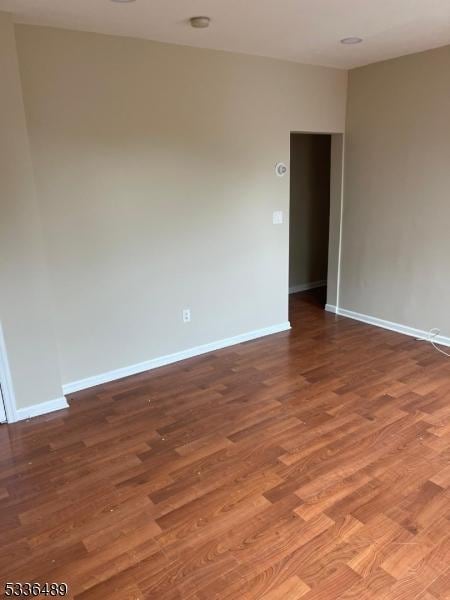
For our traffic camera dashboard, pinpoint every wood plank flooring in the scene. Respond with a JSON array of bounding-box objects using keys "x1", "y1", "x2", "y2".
[{"x1": 1, "y1": 289, "x2": 449, "y2": 599}]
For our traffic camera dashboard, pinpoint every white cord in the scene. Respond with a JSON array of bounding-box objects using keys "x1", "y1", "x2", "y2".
[{"x1": 417, "y1": 327, "x2": 450, "y2": 358}]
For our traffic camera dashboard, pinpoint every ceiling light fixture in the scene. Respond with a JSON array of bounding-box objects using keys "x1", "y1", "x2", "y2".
[
  {"x1": 110, "y1": 0, "x2": 136, "y2": 3},
  {"x1": 340, "y1": 37, "x2": 363, "y2": 44},
  {"x1": 190, "y1": 16, "x2": 211, "y2": 29}
]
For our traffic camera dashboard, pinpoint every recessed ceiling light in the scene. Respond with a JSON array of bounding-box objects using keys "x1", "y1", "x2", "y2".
[
  {"x1": 340, "y1": 37, "x2": 363, "y2": 45},
  {"x1": 190, "y1": 16, "x2": 211, "y2": 29}
]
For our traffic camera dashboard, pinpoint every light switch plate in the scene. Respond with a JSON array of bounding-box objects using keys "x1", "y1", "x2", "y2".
[{"x1": 273, "y1": 211, "x2": 283, "y2": 225}]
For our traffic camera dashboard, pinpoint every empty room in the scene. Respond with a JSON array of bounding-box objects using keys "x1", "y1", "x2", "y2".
[{"x1": 0, "y1": 1, "x2": 449, "y2": 598}]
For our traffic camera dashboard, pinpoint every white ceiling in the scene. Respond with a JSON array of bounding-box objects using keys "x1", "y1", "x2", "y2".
[{"x1": 1, "y1": 0, "x2": 449, "y2": 69}]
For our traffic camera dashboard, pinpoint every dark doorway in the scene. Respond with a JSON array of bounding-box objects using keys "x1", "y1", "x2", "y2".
[{"x1": 289, "y1": 133, "x2": 331, "y2": 306}]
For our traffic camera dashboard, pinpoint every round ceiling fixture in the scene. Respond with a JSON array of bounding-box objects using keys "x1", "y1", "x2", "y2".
[
  {"x1": 190, "y1": 16, "x2": 211, "y2": 28},
  {"x1": 340, "y1": 37, "x2": 363, "y2": 44}
]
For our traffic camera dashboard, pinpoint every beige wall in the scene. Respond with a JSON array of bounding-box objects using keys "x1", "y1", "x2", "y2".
[
  {"x1": 13, "y1": 24, "x2": 347, "y2": 388},
  {"x1": 326, "y1": 134, "x2": 344, "y2": 308},
  {"x1": 341, "y1": 45, "x2": 450, "y2": 332},
  {"x1": 289, "y1": 133, "x2": 331, "y2": 289},
  {"x1": 0, "y1": 13, "x2": 62, "y2": 411}
]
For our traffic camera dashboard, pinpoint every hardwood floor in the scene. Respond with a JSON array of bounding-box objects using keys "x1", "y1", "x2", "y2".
[{"x1": 1, "y1": 289, "x2": 449, "y2": 599}]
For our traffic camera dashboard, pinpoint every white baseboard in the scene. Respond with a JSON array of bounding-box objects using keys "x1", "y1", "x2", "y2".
[
  {"x1": 325, "y1": 304, "x2": 337, "y2": 313},
  {"x1": 62, "y1": 321, "x2": 292, "y2": 395},
  {"x1": 335, "y1": 307, "x2": 450, "y2": 347},
  {"x1": 289, "y1": 280, "x2": 326, "y2": 294},
  {"x1": 15, "y1": 397, "x2": 69, "y2": 422}
]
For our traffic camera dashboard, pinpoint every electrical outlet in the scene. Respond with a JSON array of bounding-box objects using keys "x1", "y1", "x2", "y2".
[{"x1": 183, "y1": 308, "x2": 191, "y2": 323}]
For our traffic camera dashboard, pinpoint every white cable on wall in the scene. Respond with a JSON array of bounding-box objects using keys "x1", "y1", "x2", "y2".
[
  {"x1": 417, "y1": 328, "x2": 450, "y2": 358},
  {"x1": 428, "y1": 328, "x2": 450, "y2": 357}
]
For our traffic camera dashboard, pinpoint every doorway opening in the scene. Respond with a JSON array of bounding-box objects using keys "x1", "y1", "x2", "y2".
[
  {"x1": 288, "y1": 132, "x2": 344, "y2": 323},
  {"x1": 289, "y1": 132, "x2": 331, "y2": 312}
]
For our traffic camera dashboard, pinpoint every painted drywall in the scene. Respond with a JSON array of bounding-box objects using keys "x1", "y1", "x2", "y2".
[
  {"x1": 326, "y1": 134, "x2": 344, "y2": 308},
  {"x1": 289, "y1": 134, "x2": 331, "y2": 290},
  {"x1": 0, "y1": 13, "x2": 63, "y2": 411},
  {"x1": 341, "y1": 45, "x2": 450, "y2": 333},
  {"x1": 14, "y1": 24, "x2": 347, "y2": 388}
]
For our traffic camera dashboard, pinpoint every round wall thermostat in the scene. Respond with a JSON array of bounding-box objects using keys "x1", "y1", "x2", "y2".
[{"x1": 275, "y1": 162, "x2": 288, "y2": 177}]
